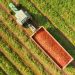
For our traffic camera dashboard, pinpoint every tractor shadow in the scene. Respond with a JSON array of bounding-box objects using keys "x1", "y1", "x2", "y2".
[{"x1": 17, "y1": 4, "x2": 75, "y2": 68}]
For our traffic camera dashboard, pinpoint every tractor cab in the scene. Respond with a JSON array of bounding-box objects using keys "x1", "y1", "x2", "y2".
[
  {"x1": 9, "y1": 3, "x2": 32, "y2": 25},
  {"x1": 9, "y1": 3, "x2": 36, "y2": 32}
]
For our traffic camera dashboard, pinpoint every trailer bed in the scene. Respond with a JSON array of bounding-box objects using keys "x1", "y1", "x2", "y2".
[{"x1": 31, "y1": 26, "x2": 73, "y2": 69}]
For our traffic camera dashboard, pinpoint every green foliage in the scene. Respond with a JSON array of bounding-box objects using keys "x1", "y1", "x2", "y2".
[
  {"x1": 0, "y1": 52, "x2": 20, "y2": 75},
  {"x1": 0, "y1": 68, "x2": 7, "y2": 75},
  {"x1": 0, "y1": 37, "x2": 34, "y2": 75}
]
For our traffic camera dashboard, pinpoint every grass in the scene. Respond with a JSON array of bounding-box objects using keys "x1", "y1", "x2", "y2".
[
  {"x1": 44, "y1": 0, "x2": 75, "y2": 30},
  {"x1": 0, "y1": 68, "x2": 7, "y2": 75},
  {"x1": 0, "y1": 37, "x2": 34, "y2": 75},
  {"x1": 0, "y1": 52, "x2": 21, "y2": 75}
]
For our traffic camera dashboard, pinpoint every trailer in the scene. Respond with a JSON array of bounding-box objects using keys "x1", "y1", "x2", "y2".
[{"x1": 31, "y1": 26, "x2": 73, "y2": 69}]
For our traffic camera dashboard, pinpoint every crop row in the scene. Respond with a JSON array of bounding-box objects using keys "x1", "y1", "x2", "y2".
[
  {"x1": 0, "y1": 52, "x2": 21, "y2": 75},
  {"x1": 0, "y1": 67, "x2": 7, "y2": 75},
  {"x1": 0, "y1": 36, "x2": 34, "y2": 75},
  {"x1": 30, "y1": 0, "x2": 75, "y2": 45},
  {"x1": 0, "y1": 19, "x2": 48, "y2": 75},
  {"x1": 0, "y1": 3, "x2": 62, "y2": 75}
]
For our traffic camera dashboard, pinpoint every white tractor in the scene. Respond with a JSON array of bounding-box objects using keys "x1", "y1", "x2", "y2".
[{"x1": 9, "y1": 3, "x2": 36, "y2": 32}]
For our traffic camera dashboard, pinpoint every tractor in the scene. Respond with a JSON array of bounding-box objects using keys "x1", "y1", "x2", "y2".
[{"x1": 9, "y1": 3, "x2": 36, "y2": 32}]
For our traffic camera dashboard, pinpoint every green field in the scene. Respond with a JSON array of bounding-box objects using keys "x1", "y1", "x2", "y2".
[{"x1": 0, "y1": 0, "x2": 75, "y2": 75}]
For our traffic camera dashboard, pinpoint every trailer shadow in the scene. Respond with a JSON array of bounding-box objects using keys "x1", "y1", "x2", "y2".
[
  {"x1": 47, "y1": 27, "x2": 75, "y2": 68},
  {"x1": 17, "y1": 4, "x2": 75, "y2": 68}
]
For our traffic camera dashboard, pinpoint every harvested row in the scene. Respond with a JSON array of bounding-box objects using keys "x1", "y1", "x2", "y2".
[
  {"x1": 0, "y1": 37, "x2": 34, "y2": 75},
  {"x1": 0, "y1": 20, "x2": 49, "y2": 75},
  {"x1": 30, "y1": 0, "x2": 75, "y2": 45},
  {"x1": 0, "y1": 52, "x2": 21, "y2": 75},
  {"x1": 0, "y1": 3, "x2": 61, "y2": 75},
  {"x1": 0, "y1": 67, "x2": 7, "y2": 75}
]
